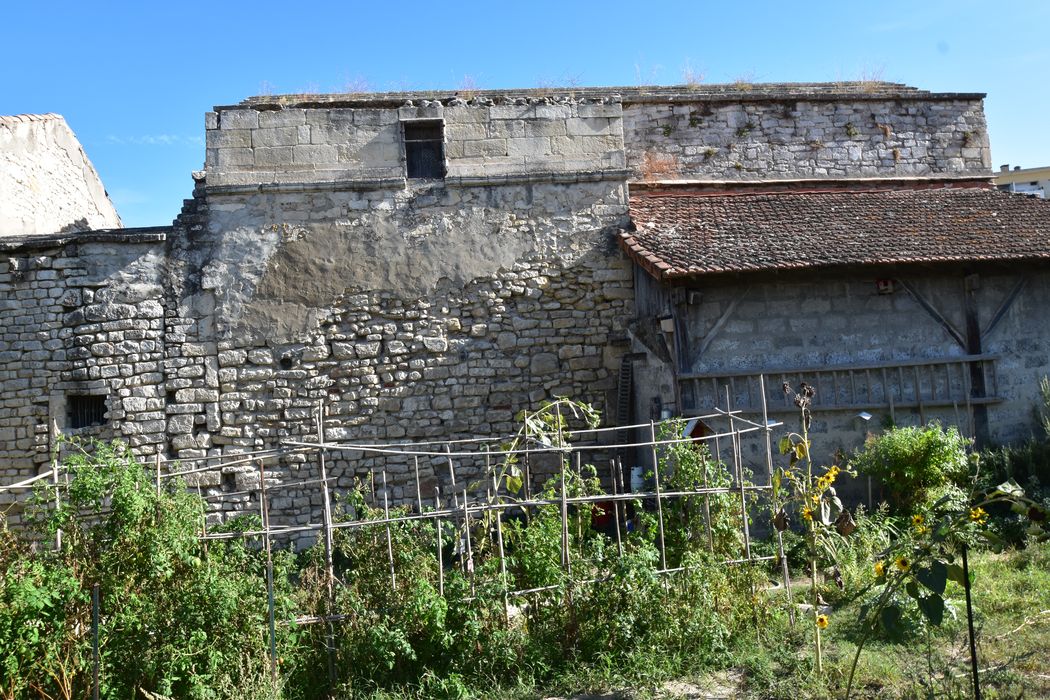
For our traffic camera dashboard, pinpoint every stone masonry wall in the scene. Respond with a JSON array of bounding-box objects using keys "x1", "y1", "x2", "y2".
[
  {"x1": 205, "y1": 96, "x2": 625, "y2": 188},
  {"x1": 164, "y1": 174, "x2": 633, "y2": 527},
  {"x1": 0, "y1": 232, "x2": 167, "y2": 523},
  {"x1": 623, "y1": 97, "x2": 991, "y2": 180}
]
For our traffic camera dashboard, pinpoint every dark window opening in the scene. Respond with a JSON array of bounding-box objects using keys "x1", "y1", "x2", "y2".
[
  {"x1": 404, "y1": 120, "x2": 445, "y2": 179},
  {"x1": 69, "y1": 394, "x2": 107, "y2": 429}
]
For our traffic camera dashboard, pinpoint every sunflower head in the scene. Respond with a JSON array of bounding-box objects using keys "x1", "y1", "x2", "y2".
[
  {"x1": 895, "y1": 556, "x2": 911, "y2": 573},
  {"x1": 912, "y1": 514, "x2": 925, "y2": 527},
  {"x1": 874, "y1": 561, "x2": 885, "y2": 578},
  {"x1": 801, "y1": 506, "x2": 814, "y2": 522},
  {"x1": 816, "y1": 614, "x2": 829, "y2": 629},
  {"x1": 969, "y1": 507, "x2": 989, "y2": 525}
]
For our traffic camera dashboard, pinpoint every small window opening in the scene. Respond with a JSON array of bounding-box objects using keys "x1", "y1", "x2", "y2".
[
  {"x1": 69, "y1": 394, "x2": 107, "y2": 429},
  {"x1": 403, "y1": 120, "x2": 445, "y2": 179}
]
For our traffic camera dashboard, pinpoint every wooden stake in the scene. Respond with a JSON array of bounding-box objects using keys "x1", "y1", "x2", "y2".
[
  {"x1": 382, "y1": 469, "x2": 396, "y2": 591},
  {"x1": 560, "y1": 459, "x2": 571, "y2": 574},
  {"x1": 609, "y1": 459, "x2": 622, "y2": 557},
  {"x1": 435, "y1": 486, "x2": 445, "y2": 597},
  {"x1": 445, "y1": 444, "x2": 458, "y2": 509},
  {"x1": 462, "y1": 488, "x2": 474, "y2": 595},
  {"x1": 760, "y1": 375, "x2": 793, "y2": 624},
  {"x1": 413, "y1": 456, "x2": 423, "y2": 514},
  {"x1": 258, "y1": 461, "x2": 276, "y2": 684},
  {"x1": 316, "y1": 401, "x2": 337, "y2": 689},
  {"x1": 492, "y1": 487, "x2": 510, "y2": 625},
  {"x1": 648, "y1": 421, "x2": 668, "y2": 571}
]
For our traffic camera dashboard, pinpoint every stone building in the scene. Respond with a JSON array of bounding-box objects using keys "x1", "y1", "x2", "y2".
[
  {"x1": 0, "y1": 113, "x2": 121, "y2": 237},
  {"x1": 3, "y1": 82, "x2": 1050, "y2": 522}
]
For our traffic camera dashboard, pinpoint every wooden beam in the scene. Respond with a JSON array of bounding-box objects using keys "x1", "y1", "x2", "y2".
[{"x1": 897, "y1": 278, "x2": 967, "y2": 350}]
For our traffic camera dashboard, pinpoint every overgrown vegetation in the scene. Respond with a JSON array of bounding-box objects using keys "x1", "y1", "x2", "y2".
[
  {"x1": 0, "y1": 406, "x2": 770, "y2": 699},
  {"x1": 3, "y1": 390, "x2": 1050, "y2": 699}
]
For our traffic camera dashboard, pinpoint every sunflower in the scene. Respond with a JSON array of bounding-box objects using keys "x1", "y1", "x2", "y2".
[
  {"x1": 895, "y1": 556, "x2": 911, "y2": 573},
  {"x1": 874, "y1": 561, "x2": 886, "y2": 578},
  {"x1": 816, "y1": 614, "x2": 829, "y2": 629},
  {"x1": 912, "y1": 514, "x2": 925, "y2": 527},
  {"x1": 801, "y1": 506, "x2": 814, "y2": 522},
  {"x1": 969, "y1": 507, "x2": 989, "y2": 525}
]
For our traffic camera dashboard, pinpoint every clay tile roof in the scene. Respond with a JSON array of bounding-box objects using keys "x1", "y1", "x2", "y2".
[{"x1": 621, "y1": 186, "x2": 1050, "y2": 280}]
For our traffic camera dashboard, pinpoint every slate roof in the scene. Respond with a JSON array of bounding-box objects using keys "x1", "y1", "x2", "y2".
[{"x1": 621, "y1": 185, "x2": 1050, "y2": 280}]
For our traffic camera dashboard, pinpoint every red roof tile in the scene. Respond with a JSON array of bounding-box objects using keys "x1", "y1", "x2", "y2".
[{"x1": 622, "y1": 186, "x2": 1050, "y2": 279}]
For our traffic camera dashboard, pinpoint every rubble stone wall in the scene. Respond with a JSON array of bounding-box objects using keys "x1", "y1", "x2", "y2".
[{"x1": 623, "y1": 97, "x2": 991, "y2": 180}]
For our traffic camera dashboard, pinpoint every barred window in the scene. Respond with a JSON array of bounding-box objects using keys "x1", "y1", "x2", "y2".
[
  {"x1": 403, "y1": 120, "x2": 445, "y2": 179},
  {"x1": 68, "y1": 394, "x2": 107, "y2": 429}
]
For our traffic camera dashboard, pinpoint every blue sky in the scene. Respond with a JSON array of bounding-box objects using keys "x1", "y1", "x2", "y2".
[{"x1": 3, "y1": 1, "x2": 1047, "y2": 227}]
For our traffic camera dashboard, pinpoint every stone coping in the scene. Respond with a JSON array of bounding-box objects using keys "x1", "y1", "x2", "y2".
[
  {"x1": 219, "y1": 82, "x2": 984, "y2": 112},
  {"x1": 0, "y1": 227, "x2": 169, "y2": 253},
  {"x1": 204, "y1": 169, "x2": 633, "y2": 196}
]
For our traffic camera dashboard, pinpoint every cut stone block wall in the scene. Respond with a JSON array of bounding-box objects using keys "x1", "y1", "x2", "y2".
[
  {"x1": 205, "y1": 97, "x2": 626, "y2": 188},
  {"x1": 630, "y1": 267, "x2": 1050, "y2": 489}
]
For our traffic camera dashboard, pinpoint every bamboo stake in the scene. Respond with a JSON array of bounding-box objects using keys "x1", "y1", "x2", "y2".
[
  {"x1": 197, "y1": 483, "x2": 209, "y2": 560},
  {"x1": 316, "y1": 402, "x2": 337, "y2": 689},
  {"x1": 52, "y1": 458, "x2": 62, "y2": 551},
  {"x1": 560, "y1": 458, "x2": 571, "y2": 575},
  {"x1": 648, "y1": 421, "x2": 668, "y2": 572},
  {"x1": 615, "y1": 457, "x2": 630, "y2": 538},
  {"x1": 382, "y1": 469, "x2": 396, "y2": 591},
  {"x1": 258, "y1": 461, "x2": 276, "y2": 684},
  {"x1": 435, "y1": 486, "x2": 445, "y2": 596},
  {"x1": 575, "y1": 451, "x2": 584, "y2": 558},
  {"x1": 462, "y1": 488, "x2": 474, "y2": 595},
  {"x1": 610, "y1": 459, "x2": 623, "y2": 557},
  {"x1": 725, "y1": 387, "x2": 752, "y2": 560},
  {"x1": 700, "y1": 449, "x2": 714, "y2": 554},
  {"x1": 445, "y1": 444, "x2": 458, "y2": 509},
  {"x1": 760, "y1": 375, "x2": 793, "y2": 624},
  {"x1": 413, "y1": 456, "x2": 423, "y2": 514},
  {"x1": 92, "y1": 583, "x2": 100, "y2": 700},
  {"x1": 492, "y1": 487, "x2": 510, "y2": 625},
  {"x1": 523, "y1": 416, "x2": 533, "y2": 505}
]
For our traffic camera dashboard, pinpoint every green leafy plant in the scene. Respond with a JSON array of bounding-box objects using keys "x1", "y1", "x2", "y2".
[{"x1": 849, "y1": 423, "x2": 972, "y2": 513}]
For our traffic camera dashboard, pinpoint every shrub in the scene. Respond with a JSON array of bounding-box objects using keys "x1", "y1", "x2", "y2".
[
  {"x1": 848, "y1": 424, "x2": 972, "y2": 512},
  {"x1": 2, "y1": 440, "x2": 290, "y2": 700}
]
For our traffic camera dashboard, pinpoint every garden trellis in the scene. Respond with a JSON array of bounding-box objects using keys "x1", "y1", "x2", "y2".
[{"x1": 2, "y1": 378, "x2": 796, "y2": 688}]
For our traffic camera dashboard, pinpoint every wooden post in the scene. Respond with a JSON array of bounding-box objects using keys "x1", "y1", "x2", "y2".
[{"x1": 963, "y1": 273, "x2": 990, "y2": 446}]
